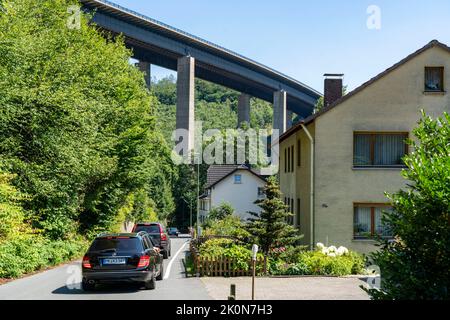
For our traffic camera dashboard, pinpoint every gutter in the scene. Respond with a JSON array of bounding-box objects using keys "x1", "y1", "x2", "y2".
[{"x1": 301, "y1": 124, "x2": 315, "y2": 250}]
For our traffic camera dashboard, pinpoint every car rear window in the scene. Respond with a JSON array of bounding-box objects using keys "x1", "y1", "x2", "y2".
[
  {"x1": 89, "y1": 238, "x2": 142, "y2": 252},
  {"x1": 134, "y1": 225, "x2": 161, "y2": 233}
]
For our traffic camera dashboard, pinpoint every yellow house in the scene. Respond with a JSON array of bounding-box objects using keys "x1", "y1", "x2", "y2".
[{"x1": 278, "y1": 40, "x2": 450, "y2": 253}]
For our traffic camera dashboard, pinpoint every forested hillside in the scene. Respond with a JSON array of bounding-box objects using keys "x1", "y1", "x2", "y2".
[
  {"x1": 0, "y1": 0, "x2": 175, "y2": 277},
  {"x1": 152, "y1": 76, "x2": 273, "y2": 143}
]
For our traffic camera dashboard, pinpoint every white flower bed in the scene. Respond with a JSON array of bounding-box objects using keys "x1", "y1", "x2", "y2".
[{"x1": 316, "y1": 243, "x2": 349, "y2": 257}]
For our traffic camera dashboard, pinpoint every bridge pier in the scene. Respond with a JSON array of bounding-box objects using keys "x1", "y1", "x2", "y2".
[
  {"x1": 176, "y1": 56, "x2": 195, "y2": 154},
  {"x1": 237, "y1": 93, "x2": 251, "y2": 127},
  {"x1": 137, "y1": 61, "x2": 151, "y2": 89},
  {"x1": 273, "y1": 90, "x2": 287, "y2": 134}
]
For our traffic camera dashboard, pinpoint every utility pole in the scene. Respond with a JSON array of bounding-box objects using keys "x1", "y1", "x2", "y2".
[{"x1": 190, "y1": 204, "x2": 193, "y2": 231}]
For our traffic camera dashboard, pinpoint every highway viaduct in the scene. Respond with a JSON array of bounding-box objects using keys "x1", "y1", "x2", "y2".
[{"x1": 80, "y1": 0, "x2": 321, "y2": 151}]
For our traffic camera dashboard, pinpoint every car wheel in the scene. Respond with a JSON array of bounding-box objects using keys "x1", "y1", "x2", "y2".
[
  {"x1": 82, "y1": 280, "x2": 96, "y2": 291},
  {"x1": 144, "y1": 274, "x2": 156, "y2": 290},
  {"x1": 156, "y1": 263, "x2": 164, "y2": 281},
  {"x1": 162, "y1": 250, "x2": 169, "y2": 259}
]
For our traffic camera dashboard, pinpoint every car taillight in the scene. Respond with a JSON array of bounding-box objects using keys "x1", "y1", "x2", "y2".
[
  {"x1": 138, "y1": 255, "x2": 150, "y2": 268},
  {"x1": 82, "y1": 256, "x2": 92, "y2": 269},
  {"x1": 160, "y1": 233, "x2": 167, "y2": 241}
]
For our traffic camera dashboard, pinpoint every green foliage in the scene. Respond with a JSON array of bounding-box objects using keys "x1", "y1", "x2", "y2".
[
  {"x1": 270, "y1": 249, "x2": 365, "y2": 276},
  {"x1": 0, "y1": 166, "x2": 89, "y2": 278},
  {"x1": 366, "y1": 111, "x2": 450, "y2": 300},
  {"x1": 247, "y1": 177, "x2": 303, "y2": 256},
  {"x1": 0, "y1": 0, "x2": 175, "y2": 239},
  {"x1": 0, "y1": 0, "x2": 177, "y2": 278},
  {"x1": 0, "y1": 235, "x2": 88, "y2": 278},
  {"x1": 0, "y1": 169, "x2": 33, "y2": 241},
  {"x1": 202, "y1": 214, "x2": 250, "y2": 239},
  {"x1": 208, "y1": 202, "x2": 234, "y2": 221}
]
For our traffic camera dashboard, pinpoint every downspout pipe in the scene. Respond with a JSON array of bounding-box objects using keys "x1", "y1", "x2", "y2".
[{"x1": 301, "y1": 124, "x2": 314, "y2": 250}]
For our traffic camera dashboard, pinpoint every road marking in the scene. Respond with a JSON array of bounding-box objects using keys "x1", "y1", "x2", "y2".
[{"x1": 163, "y1": 240, "x2": 189, "y2": 280}]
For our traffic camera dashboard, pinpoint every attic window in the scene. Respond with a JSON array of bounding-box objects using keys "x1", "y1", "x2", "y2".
[
  {"x1": 425, "y1": 67, "x2": 444, "y2": 92},
  {"x1": 234, "y1": 174, "x2": 242, "y2": 184}
]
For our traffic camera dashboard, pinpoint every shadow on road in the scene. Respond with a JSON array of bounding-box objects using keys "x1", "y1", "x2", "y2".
[{"x1": 52, "y1": 283, "x2": 142, "y2": 295}]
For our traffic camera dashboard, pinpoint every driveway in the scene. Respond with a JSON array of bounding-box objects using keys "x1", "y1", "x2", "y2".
[{"x1": 201, "y1": 276, "x2": 370, "y2": 300}]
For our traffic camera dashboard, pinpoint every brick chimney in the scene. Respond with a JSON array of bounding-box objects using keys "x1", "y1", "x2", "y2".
[{"x1": 324, "y1": 74, "x2": 344, "y2": 107}]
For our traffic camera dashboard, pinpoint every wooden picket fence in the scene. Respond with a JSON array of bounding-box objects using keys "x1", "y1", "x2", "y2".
[{"x1": 189, "y1": 240, "x2": 264, "y2": 277}]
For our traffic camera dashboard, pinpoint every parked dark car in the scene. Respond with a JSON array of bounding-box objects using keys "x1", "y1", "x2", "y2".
[
  {"x1": 132, "y1": 222, "x2": 171, "y2": 259},
  {"x1": 81, "y1": 232, "x2": 164, "y2": 291},
  {"x1": 168, "y1": 227, "x2": 180, "y2": 237}
]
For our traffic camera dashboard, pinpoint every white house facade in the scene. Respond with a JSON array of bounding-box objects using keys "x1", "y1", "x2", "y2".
[{"x1": 199, "y1": 165, "x2": 267, "y2": 222}]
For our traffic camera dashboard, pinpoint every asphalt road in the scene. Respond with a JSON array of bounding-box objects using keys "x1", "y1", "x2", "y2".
[{"x1": 0, "y1": 236, "x2": 211, "y2": 300}]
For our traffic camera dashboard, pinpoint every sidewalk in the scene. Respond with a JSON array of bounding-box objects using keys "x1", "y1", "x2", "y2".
[{"x1": 201, "y1": 276, "x2": 370, "y2": 300}]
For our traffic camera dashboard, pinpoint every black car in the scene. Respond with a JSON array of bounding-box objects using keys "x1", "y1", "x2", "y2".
[
  {"x1": 81, "y1": 232, "x2": 164, "y2": 291},
  {"x1": 132, "y1": 222, "x2": 171, "y2": 259},
  {"x1": 168, "y1": 227, "x2": 180, "y2": 237}
]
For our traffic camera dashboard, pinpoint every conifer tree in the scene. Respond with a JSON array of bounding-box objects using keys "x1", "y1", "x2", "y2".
[{"x1": 247, "y1": 177, "x2": 302, "y2": 272}]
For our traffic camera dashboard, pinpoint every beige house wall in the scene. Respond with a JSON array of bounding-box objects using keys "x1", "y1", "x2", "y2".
[
  {"x1": 280, "y1": 123, "x2": 315, "y2": 247},
  {"x1": 280, "y1": 45, "x2": 450, "y2": 254}
]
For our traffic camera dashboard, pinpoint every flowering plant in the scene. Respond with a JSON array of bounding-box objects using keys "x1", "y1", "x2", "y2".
[{"x1": 316, "y1": 243, "x2": 349, "y2": 257}]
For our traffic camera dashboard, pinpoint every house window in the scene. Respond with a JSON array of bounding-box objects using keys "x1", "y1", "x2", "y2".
[
  {"x1": 291, "y1": 145, "x2": 294, "y2": 172},
  {"x1": 284, "y1": 197, "x2": 294, "y2": 225},
  {"x1": 354, "y1": 204, "x2": 393, "y2": 239},
  {"x1": 290, "y1": 198, "x2": 294, "y2": 225},
  {"x1": 234, "y1": 174, "x2": 242, "y2": 184},
  {"x1": 284, "y1": 148, "x2": 287, "y2": 173},
  {"x1": 297, "y1": 140, "x2": 301, "y2": 167},
  {"x1": 257, "y1": 187, "x2": 265, "y2": 197},
  {"x1": 425, "y1": 67, "x2": 444, "y2": 92},
  {"x1": 354, "y1": 132, "x2": 408, "y2": 167},
  {"x1": 287, "y1": 147, "x2": 291, "y2": 172},
  {"x1": 296, "y1": 198, "x2": 301, "y2": 227}
]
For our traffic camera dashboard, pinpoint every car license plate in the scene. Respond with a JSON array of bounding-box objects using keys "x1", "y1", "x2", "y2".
[{"x1": 102, "y1": 258, "x2": 126, "y2": 265}]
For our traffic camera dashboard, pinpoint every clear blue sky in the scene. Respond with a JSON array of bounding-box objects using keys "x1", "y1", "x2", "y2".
[{"x1": 114, "y1": 0, "x2": 450, "y2": 93}]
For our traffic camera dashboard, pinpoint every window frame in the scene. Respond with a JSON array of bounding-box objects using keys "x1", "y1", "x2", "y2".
[
  {"x1": 291, "y1": 145, "x2": 294, "y2": 172},
  {"x1": 257, "y1": 187, "x2": 265, "y2": 197},
  {"x1": 287, "y1": 146, "x2": 291, "y2": 172},
  {"x1": 424, "y1": 66, "x2": 445, "y2": 92},
  {"x1": 353, "y1": 203, "x2": 393, "y2": 240},
  {"x1": 353, "y1": 131, "x2": 409, "y2": 168}
]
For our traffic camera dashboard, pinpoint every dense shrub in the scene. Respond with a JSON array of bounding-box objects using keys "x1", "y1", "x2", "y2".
[
  {"x1": 0, "y1": 167, "x2": 88, "y2": 279},
  {"x1": 202, "y1": 215, "x2": 250, "y2": 239},
  {"x1": 366, "y1": 112, "x2": 450, "y2": 300},
  {"x1": 0, "y1": 235, "x2": 87, "y2": 278},
  {"x1": 270, "y1": 246, "x2": 366, "y2": 276},
  {"x1": 0, "y1": 0, "x2": 175, "y2": 239}
]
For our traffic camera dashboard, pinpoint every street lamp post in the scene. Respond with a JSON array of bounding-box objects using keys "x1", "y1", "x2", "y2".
[{"x1": 251, "y1": 244, "x2": 258, "y2": 300}]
